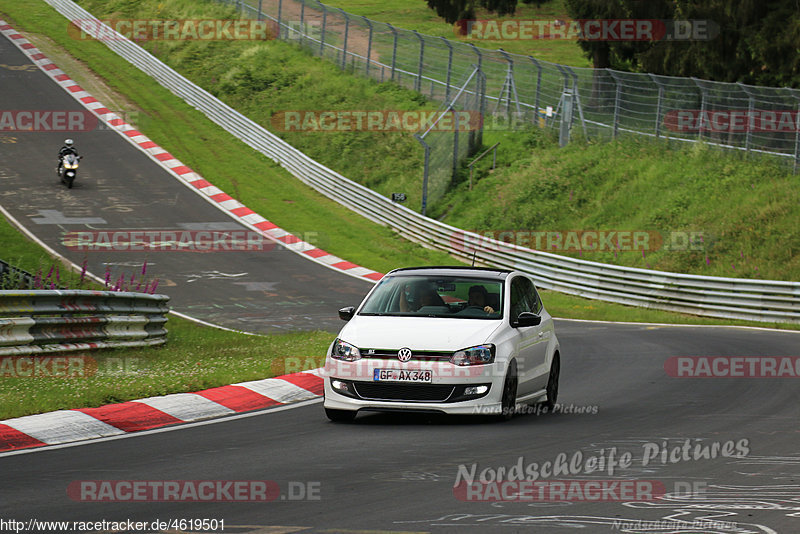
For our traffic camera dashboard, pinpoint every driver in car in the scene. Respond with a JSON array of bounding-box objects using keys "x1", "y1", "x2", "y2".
[{"x1": 468, "y1": 285, "x2": 495, "y2": 314}]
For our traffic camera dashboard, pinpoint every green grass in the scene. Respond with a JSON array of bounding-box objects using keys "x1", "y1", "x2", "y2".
[
  {"x1": 437, "y1": 128, "x2": 800, "y2": 281},
  {"x1": 0, "y1": 313, "x2": 331, "y2": 420},
  {"x1": 0, "y1": 0, "x2": 798, "y2": 420}
]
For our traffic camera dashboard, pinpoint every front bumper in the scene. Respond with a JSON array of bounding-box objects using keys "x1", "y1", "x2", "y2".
[{"x1": 323, "y1": 358, "x2": 506, "y2": 415}]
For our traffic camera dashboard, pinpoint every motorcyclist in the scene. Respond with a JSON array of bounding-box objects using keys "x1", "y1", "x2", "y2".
[{"x1": 57, "y1": 139, "x2": 80, "y2": 174}]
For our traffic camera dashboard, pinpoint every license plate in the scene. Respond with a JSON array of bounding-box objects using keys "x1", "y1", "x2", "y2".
[{"x1": 373, "y1": 369, "x2": 432, "y2": 383}]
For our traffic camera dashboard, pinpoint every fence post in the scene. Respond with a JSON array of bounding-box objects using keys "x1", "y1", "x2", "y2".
[
  {"x1": 298, "y1": 0, "x2": 305, "y2": 47},
  {"x1": 340, "y1": 9, "x2": 350, "y2": 70},
  {"x1": 737, "y1": 82, "x2": 755, "y2": 155},
  {"x1": 441, "y1": 37, "x2": 453, "y2": 102},
  {"x1": 277, "y1": 0, "x2": 283, "y2": 38},
  {"x1": 649, "y1": 74, "x2": 664, "y2": 140},
  {"x1": 563, "y1": 66, "x2": 587, "y2": 137},
  {"x1": 388, "y1": 23, "x2": 398, "y2": 81},
  {"x1": 559, "y1": 90, "x2": 574, "y2": 147},
  {"x1": 497, "y1": 49, "x2": 521, "y2": 116},
  {"x1": 791, "y1": 88, "x2": 800, "y2": 174},
  {"x1": 691, "y1": 77, "x2": 706, "y2": 141},
  {"x1": 452, "y1": 106, "x2": 459, "y2": 178},
  {"x1": 529, "y1": 56, "x2": 542, "y2": 120},
  {"x1": 478, "y1": 67, "x2": 485, "y2": 147},
  {"x1": 414, "y1": 30, "x2": 424, "y2": 93},
  {"x1": 257, "y1": 0, "x2": 263, "y2": 21},
  {"x1": 795, "y1": 99, "x2": 800, "y2": 174},
  {"x1": 363, "y1": 17, "x2": 373, "y2": 76},
  {"x1": 469, "y1": 43, "x2": 482, "y2": 73},
  {"x1": 414, "y1": 134, "x2": 431, "y2": 216},
  {"x1": 319, "y1": 4, "x2": 327, "y2": 55},
  {"x1": 609, "y1": 70, "x2": 621, "y2": 139}
]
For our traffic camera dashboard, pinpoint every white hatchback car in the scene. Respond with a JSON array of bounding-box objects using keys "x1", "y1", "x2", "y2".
[{"x1": 323, "y1": 266, "x2": 560, "y2": 422}]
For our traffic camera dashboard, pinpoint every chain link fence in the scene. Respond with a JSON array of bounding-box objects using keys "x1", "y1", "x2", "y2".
[
  {"x1": 220, "y1": 0, "x2": 800, "y2": 174},
  {"x1": 415, "y1": 66, "x2": 485, "y2": 214}
]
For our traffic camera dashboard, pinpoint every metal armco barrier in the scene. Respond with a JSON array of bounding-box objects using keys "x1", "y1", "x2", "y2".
[
  {"x1": 39, "y1": 1, "x2": 800, "y2": 324},
  {"x1": 0, "y1": 290, "x2": 169, "y2": 355}
]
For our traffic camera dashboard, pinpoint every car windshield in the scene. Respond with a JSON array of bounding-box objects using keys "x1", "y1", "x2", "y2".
[{"x1": 359, "y1": 274, "x2": 503, "y2": 319}]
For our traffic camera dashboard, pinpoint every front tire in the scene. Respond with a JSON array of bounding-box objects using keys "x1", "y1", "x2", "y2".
[
  {"x1": 542, "y1": 353, "x2": 560, "y2": 411},
  {"x1": 497, "y1": 361, "x2": 518, "y2": 421},
  {"x1": 325, "y1": 408, "x2": 356, "y2": 423}
]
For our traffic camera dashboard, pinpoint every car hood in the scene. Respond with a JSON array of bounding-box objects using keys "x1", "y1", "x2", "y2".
[{"x1": 338, "y1": 315, "x2": 502, "y2": 351}]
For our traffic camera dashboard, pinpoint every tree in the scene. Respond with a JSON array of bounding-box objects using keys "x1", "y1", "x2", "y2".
[
  {"x1": 638, "y1": 0, "x2": 800, "y2": 86},
  {"x1": 426, "y1": 0, "x2": 520, "y2": 24},
  {"x1": 565, "y1": 0, "x2": 800, "y2": 86}
]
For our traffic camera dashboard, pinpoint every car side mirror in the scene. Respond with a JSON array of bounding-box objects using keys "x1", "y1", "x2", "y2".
[
  {"x1": 338, "y1": 306, "x2": 356, "y2": 321},
  {"x1": 513, "y1": 312, "x2": 541, "y2": 328}
]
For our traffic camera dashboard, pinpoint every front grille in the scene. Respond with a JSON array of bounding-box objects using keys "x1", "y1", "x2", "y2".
[
  {"x1": 352, "y1": 381, "x2": 455, "y2": 402},
  {"x1": 360, "y1": 348, "x2": 452, "y2": 361}
]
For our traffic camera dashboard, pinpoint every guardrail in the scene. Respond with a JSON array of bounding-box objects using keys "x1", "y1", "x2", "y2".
[
  {"x1": 41, "y1": 0, "x2": 800, "y2": 324},
  {"x1": 0, "y1": 290, "x2": 169, "y2": 355},
  {"x1": 0, "y1": 260, "x2": 35, "y2": 289}
]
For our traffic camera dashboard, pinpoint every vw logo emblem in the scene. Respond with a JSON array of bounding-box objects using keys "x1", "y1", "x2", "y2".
[{"x1": 397, "y1": 348, "x2": 413, "y2": 362}]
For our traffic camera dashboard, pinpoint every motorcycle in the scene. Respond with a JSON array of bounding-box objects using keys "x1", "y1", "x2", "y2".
[{"x1": 58, "y1": 153, "x2": 81, "y2": 188}]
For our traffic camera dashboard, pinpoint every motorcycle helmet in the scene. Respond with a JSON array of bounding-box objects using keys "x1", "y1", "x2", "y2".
[{"x1": 64, "y1": 139, "x2": 74, "y2": 147}]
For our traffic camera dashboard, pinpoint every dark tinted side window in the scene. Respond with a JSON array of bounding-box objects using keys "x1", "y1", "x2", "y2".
[
  {"x1": 528, "y1": 279, "x2": 543, "y2": 314},
  {"x1": 510, "y1": 276, "x2": 542, "y2": 319},
  {"x1": 510, "y1": 277, "x2": 532, "y2": 318}
]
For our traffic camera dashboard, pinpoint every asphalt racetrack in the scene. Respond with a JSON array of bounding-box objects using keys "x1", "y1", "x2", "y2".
[
  {"x1": 2, "y1": 321, "x2": 800, "y2": 533},
  {"x1": 1, "y1": 18, "x2": 800, "y2": 534}
]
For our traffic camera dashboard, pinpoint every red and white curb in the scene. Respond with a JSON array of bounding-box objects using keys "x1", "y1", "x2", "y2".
[
  {"x1": 0, "y1": 369, "x2": 324, "y2": 452},
  {"x1": 0, "y1": 20, "x2": 384, "y2": 284}
]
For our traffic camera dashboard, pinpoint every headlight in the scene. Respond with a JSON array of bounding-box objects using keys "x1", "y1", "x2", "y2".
[
  {"x1": 331, "y1": 338, "x2": 361, "y2": 361},
  {"x1": 450, "y1": 344, "x2": 495, "y2": 366},
  {"x1": 64, "y1": 163, "x2": 78, "y2": 169}
]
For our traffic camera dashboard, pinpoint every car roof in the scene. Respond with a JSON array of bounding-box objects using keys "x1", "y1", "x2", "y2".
[{"x1": 386, "y1": 266, "x2": 512, "y2": 280}]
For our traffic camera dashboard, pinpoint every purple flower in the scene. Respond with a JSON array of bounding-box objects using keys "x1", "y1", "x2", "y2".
[
  {"x1": 150, "y1": 279, "x2": 159, "y2": 294},
  {"x1": 141, "y1": 261, "x2": 147, "y2": 275}
]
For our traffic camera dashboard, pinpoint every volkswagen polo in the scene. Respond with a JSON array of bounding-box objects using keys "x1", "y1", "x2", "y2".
[{"x1": 323, "y1": 266, "x2": 560, "y2": 422}]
